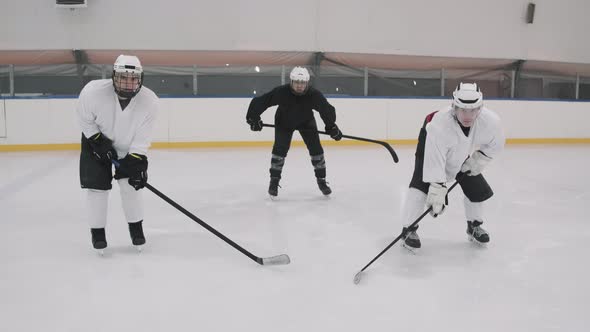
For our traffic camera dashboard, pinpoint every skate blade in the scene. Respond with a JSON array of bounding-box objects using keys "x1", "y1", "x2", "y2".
[
  {"x1": 134, "y1": 245, "x2": 144, "y2": 252},
  {"x1": 402, "y1": 243, "x2": 420, "y2": 254},
  {"x1": 95, "y1": 249, "x2": 105, "y2": 256},
  {"x1": 467, "y1": 235, "x2": 488, "y2": 247},
  {"x1": 269, "y1": 194, "x2": 278, "y2": 201}
]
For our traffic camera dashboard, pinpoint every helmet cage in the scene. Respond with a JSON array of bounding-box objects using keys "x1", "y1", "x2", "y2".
[
  {"x1": 112, "y1": 71, "x2": 143, "y2": 99},
  {"x1": 112, "y1": 55, "x2": 144, "y2": 99}
]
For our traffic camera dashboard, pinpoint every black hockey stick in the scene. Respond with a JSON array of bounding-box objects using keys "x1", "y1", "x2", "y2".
[
  {"x1": 112, "y1": 160, "x2": 290, "y2": 266},
  {"x1": 353, "y1": 180, "x2": 461, "y2": 284},
  {"x1": 262, "y1": 123, "x2": 399, "y2": 163}
]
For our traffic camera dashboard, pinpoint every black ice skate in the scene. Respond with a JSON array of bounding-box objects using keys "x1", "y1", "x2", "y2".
[
  {"x1": 268, "y1": 177, "x2": 281, "y2": 198},
  {"x1": 128, "y1": 220, "x2": 146, "y2": 250},
  {"x1": 317, "y1": 178, "x2": 332, "y2": 195},
  {"x1": 402, "y1": 226, "x2": 421, "y2": 253},
  {"x1": 91, "y1": 228, "x2": 107, "y2": 255},
  {"x1": 467, "y1": 220, "x2": 490, "y2": 245}
]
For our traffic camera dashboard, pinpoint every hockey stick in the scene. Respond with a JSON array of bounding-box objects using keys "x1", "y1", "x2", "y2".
[
  {"x1": 262, "y1": 123, "x2": 399, "y2": 163},
  {"x1": 112, "y1": 160, "x2": 290, "y2": 266},
  {"x1": 353, "y1": 180, "x2": 461, "y2": 284}
]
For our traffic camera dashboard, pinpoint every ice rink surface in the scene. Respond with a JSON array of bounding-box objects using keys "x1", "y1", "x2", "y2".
[{"x1": 1, "y1": 144, "x2": 589, "y2": 331}]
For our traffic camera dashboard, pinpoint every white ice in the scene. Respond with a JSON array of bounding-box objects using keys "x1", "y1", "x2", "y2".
[{"x1": 1, "y1": 144, "x2": 589, "y2": 331}]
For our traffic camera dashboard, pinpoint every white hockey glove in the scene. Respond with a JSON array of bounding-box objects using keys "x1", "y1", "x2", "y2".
[
  {"x1": 426, "y1": 183, "x2": 448, "y2": 217},
  {"x1": 460, "y1": 150, "x2": 492, "y2": 176}
]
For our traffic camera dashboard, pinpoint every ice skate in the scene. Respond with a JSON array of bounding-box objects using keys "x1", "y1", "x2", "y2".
[
  {"x1": 401, "y1": 226, "x2": 421, "y2": 253},
  {"x1": 268, "y1": 177, "x2": 281, "y2": 199},
  {"x1": 91, "y1": 228, "x2": 107, "y2": 255},
  {"x1": 129, "y1": 220, "x2": 146, "y2": 251},
  {"x1": 317, "y1": 178, "x2": 332, "y2": 196},
  {"x1": 467, "y1": 220, "x2": 489, "y2": 245}
]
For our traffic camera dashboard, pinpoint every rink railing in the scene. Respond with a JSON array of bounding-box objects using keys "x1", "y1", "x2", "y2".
[{"x1": 1, "y1": 96, "x2": 589, "y2": 151}]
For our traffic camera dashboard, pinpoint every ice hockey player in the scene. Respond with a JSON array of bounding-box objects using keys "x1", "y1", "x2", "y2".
[
  {"x1": 76, "y1": 54, "x2": 158, "y2": 254},
  {"x1": 246, "y1": 66, "x2": 343, "y2": 198},
  {"x1": 400, "y1": 82, "x2": 505, "y2": 251}
]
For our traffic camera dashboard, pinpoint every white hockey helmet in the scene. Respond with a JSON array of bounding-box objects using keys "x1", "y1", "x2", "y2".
[
  {"x1": 290, "y1": 66, "x2": 310, "y2": 82},
  {"x1": 452, "y1": 83, "x2": 483, "y2": 110},
  {"x1": 289, "y1": 66, "x2": 310, "y2": 95},
  {"x1": 112, "y1": 54, "x2": 144, "y2": 99}
]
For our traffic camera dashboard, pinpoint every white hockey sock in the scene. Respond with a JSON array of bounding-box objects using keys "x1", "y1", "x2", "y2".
[
  {"x1": 464, "y1": 196, "x2": 484, "y2": 221},
  {"x1": 118, "y1": 179, "x2": 144, "y2": 223},
  {"x1": 86, "y1": 189, "x2": 109, "y2": 229},
  {"x1": 401, "y1": 187, "x2": 427, "y2": 228}
]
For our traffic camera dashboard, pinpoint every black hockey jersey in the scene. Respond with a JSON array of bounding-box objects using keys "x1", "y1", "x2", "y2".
[{"x1": 246, "y1": 85, "x2": 336, "y2": 130}]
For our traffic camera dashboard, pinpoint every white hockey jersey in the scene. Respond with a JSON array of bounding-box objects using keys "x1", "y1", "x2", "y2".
[
  {"x1": 76, "y1": 79, "x2": 158, "y2": 157},
  {"x1": 423, "y1": 106, "x2": 505, "y2": 183}
]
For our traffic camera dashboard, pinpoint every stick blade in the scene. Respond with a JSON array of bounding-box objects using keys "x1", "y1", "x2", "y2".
[
  {"x1": 353, "y1": 271, "x2": 363, "y2": 285},
  {"x1": 260, "y1": 254, "x2": 291, "y2": 266}
]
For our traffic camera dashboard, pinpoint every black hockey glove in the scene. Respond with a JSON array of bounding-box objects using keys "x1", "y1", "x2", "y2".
[
  {"x1": 326, "y1": 124, "x2": 343, "y2": 141},
  {"x1": 247, "y1": 118, "x2": 263, "y2": 131},
  {"x1": 87, "y1": 133, "x2": 118, "y2": 164},
  {"x1": 118, "y1": 153, "x2": 148, "y2": 190}
]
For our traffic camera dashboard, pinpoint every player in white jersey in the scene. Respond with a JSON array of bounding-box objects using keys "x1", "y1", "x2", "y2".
[
  {"x1": 76, "y1": 55, "x2": 158, "y2": 253},
  {"x1": 400, "y1": 83, "x2": 505, "y2": 251}
]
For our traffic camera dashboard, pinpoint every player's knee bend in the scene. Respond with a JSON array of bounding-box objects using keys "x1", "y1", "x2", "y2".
[
  {"x1": 460, "y1": 175, "x2": 494, "y2": 203},
  {"x1": 306, "y1": 142, "x2": 324, "y2": 156},
  {"x1": 118, "y1": 179, "x2": 144, "y2": 221},
  {"x1": 401, "y1": 188, "x2": 428, "y2": 226},
  {"x1": 271, "y1": 145, "x2": 289, "y2": 157},
  {"x1": 118, "y1": 179, "x2": 142, "y2": 207},
  {"x1": 270, "y1": 154, "x2": 286, "y2": 172},
  {"x1": 87, "y1": 188, "x2": 109, "y2": 200},
  {"x1": 88, "y1": 188, "x2": 108, "y2": 193},
  {"x1": 118, "y1": 178, "x2": 138, "y2": 194},
  {"x1": 464, "y1": 187, "x2": 493, "y2": 203},
  {"x1": 310, "y1": 154, "x2": 326, "y2": 169}
]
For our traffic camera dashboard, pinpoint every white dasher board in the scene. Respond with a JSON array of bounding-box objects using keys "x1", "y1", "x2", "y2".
[{"x1": 0, "y1": 100, "x2": 5, "y2": 137}]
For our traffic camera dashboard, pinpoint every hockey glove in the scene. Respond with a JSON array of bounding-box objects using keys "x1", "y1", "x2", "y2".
[
  {"x1": 118, "y1": 153, "x2": 148, "y2": 190},
  {"x1": 326, "y1": 124, "x2": 343, "y2": 141},
  {"x1": 247, "y1": 118, "x2": 263, "y2": 131},
  {"x1": 460, "y1": 150, "x2": 492, "y2": 176},
  {"x1": 88, "y1": 133, "x2": 118, "y2": 164},
  {"x1": 426, "y1": 183, "x2": 448, "y2": 217}
]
